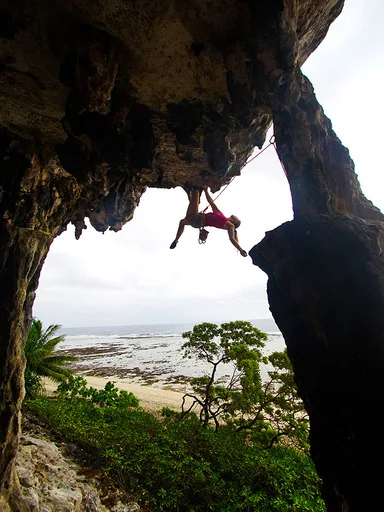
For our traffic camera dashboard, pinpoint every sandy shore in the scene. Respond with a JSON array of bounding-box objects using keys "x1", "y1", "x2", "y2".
[{"x1": 43, "y1": 375, "x2": 194, "y2": 414}]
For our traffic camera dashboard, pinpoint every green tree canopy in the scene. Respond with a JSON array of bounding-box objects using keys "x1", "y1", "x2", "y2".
[
  {"x1": 181, "y1": 321, "x2": 309, "y2": 451},
  {"x1": 181, "y1": 321, "x2": 268, "y2": 429}
]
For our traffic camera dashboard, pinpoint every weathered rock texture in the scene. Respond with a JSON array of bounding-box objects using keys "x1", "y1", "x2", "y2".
[
  {"x1": 250, "y1": 51, "x2": 384, "y2": 512},
  {"x1": 15, "y1": 412, "x2": 141, "y2": 511},
  {"x1": 2, "y1": 0, "x2": 381, "y2": 511}
]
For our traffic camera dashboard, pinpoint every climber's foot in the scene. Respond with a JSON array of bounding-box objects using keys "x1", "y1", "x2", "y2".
[{"x1": 184, "y1": 185, "x2": 203, "y2": 200}]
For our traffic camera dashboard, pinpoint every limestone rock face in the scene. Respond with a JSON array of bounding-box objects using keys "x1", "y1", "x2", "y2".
[
  {"x1": 0, "y1": 0, "x2": 343, "y2": 225},
  {"x1": 251, "y1": 216, "x2": 384, "y2": 511},
  {"x1": 16, "y1": 432, "x2": 141, "y2": 512},
  {"x1": 7, "y1": 1, "x2": 382, "y2": 512},
  {"x1": 249, "y1": 37, "x2": 384, "y2": 511}
]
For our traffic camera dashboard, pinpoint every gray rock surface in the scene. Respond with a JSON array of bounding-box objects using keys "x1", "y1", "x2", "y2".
[{"x1": 16, "y1": 431, "x2": 141, "y2": 512}]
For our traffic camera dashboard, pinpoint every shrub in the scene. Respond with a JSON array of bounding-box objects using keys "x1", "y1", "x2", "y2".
[{"x1": 26, "y1": 376, "x2": 325, "y2": 511}]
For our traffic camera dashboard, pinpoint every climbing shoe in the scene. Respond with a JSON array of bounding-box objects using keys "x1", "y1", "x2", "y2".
[{"x1": 170, "y1": 240, "x2": 178, "y2": 249}]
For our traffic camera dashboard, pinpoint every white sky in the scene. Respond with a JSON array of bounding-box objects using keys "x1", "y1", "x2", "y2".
[{"x1": 33, "y1": 0, "x2": 384, "y2": 328}]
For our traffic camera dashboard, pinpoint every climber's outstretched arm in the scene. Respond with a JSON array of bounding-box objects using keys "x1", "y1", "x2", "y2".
[
  {"x1": 226, "y1": 223, "x2": 248, "y2": 257},
  {"x1": 204, "y1": 187, "x2": 220, "y2": 212}
]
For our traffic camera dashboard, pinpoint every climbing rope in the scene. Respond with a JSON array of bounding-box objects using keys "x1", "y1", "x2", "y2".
[
  {"x1": 195, "y1": 133, "x2": 287, "y2": 245},
  {"x1": 269, "y1": 135, "x2": 288, "y2": 179},
  {"x1": 245, "y1": 134, "x2": 276, "y2": 166},
  {"x1": 198, "y1": 132, "x2": 288, "y2": 220},
  {"x1": 204, "y1": 134, "x2": 281, "y2": 207}
]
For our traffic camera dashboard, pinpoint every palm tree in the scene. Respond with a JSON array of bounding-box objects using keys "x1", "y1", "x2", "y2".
[{"x1": 24, "y1": 318, "x2": 75, "y2": 399}]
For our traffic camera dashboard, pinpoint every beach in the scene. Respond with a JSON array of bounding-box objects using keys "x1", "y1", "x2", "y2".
[
  {"x1": 47, "y1": 321, "x2": 284, "y2": 413},
  {"x1": 43, "y1": 375, "x2": 194, "y2": 414},
  {"x1": 54, "y1": 320, "x2": 284, "y2": 391}
]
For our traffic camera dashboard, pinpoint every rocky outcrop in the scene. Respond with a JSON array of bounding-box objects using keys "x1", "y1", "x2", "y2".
[
  {"x1": 15, "y1": 413, "x2": 141, "y2": 512},
  {"x1": 5, "y1": 1, "x2": 382, "y2": 511},
  {"x1": 250, "y1": 58, "x2": 384, "y2": 511},
  {"x1": 251, "y1": 217, "x2": 384, "y2": 512}
]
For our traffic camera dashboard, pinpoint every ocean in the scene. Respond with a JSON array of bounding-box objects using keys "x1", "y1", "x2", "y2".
[{"x1": 57, "y1": 318, "x2": 285, "y2": 391}]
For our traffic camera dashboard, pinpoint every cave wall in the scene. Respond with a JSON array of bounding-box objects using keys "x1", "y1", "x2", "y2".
[{"x1": 6, "y1": 1, "x2": 383, "y2": 511}]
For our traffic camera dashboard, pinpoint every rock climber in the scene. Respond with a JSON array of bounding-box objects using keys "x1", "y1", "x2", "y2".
[{"x1": 169, "y1": 187, "x2": 248, "y2": 257}]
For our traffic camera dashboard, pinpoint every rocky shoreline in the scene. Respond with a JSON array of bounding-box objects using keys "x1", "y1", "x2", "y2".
[{"x1": 57, "y1": 344, "x2": 193, "y2": 390}]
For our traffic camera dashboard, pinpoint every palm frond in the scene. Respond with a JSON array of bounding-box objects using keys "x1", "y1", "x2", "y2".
[
  {"x1": 24, "y1": 318, "x2": 72, "y2": 399},
  {"x1": 43, "y1": 355, "x2": 76, "y2": 365},
  {"x1": 39, "y1": 336, "x2": 66, "y2": 353},
  {"x1": 38, "y1": 366, "x2": 72, "y2": 383}
]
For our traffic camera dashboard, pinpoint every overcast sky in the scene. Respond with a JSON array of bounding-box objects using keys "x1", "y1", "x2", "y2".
[{"x1": 33, "y1": 0, "x2": 384, "y2": 328}]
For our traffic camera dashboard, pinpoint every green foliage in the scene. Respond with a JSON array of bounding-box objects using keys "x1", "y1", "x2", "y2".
[
  {"x1": 56, "y1": 375, "x2": 141, "y2": 409},
  {"x1": 27, "y1": 374, "x2": 325, "y2": 511},
  {"x1": 181, "y1": 321, "x2": 268, "y2": 429},
  {"x1": 24, "y1": 318, "x2": 75, "y2": 399},
  {"x1": 260, "y1": 351, "x2": 309, "y2": 451},
  {"x1": 181, "y1": 321, "x2": 309, "y2": 451}
]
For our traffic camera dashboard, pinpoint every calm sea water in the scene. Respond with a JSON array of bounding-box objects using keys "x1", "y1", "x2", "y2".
[{"x1": 57, "y1": 318, "x2": 284, "y2": 390}]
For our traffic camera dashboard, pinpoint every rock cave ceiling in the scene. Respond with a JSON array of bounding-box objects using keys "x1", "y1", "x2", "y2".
[{"x1": 0, "y1": 0, "x2": 343, "y2": 236}]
